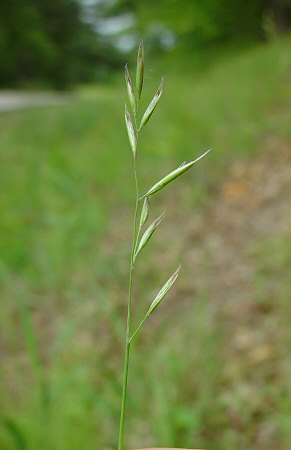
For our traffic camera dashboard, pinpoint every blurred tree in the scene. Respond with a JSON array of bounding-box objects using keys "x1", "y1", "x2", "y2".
[
  {"x1": 0, "y1": 0, "x2": 121, "y2": 88},
  {"x1": 1, "y1": 0, "x2": 291, "y2": 88},
  {"x1": 265, "y1": 0, "x2": 291, "y2": 31},
  {"x1": 0, "y1": 0, "x2": 54, "y2": 86},
  {"x1": 137, "y1": 0, "x2": 263, "y2": 44},
  {"x1": 106, "y1": 0, "x2": 291, "y2": 51}
]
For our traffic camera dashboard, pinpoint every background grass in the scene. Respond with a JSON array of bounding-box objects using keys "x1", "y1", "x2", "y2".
[{"x1": 1, "y1": 35, "x2": 291, "y2": 449}]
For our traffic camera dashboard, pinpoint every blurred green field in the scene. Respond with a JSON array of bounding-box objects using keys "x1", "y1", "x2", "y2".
[{"x1": 1, "y1": 36, "x2": 291, "y2": 450}]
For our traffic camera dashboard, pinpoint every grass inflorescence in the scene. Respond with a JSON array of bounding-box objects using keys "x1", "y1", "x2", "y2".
[{"x1": 118, "y1": 40, "x2": 211, "y2": 450}]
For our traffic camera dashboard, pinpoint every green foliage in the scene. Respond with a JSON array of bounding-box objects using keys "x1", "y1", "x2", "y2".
[
  {"x1": 1, "y1": 0, "x2": 291, "y2": 88},
  {"x1": 110, "y1": 0, "x2": 291, "y2": 54},
  {"x1": 0, "y1": 0, "x2": 119, "y2": 89},
  {"x1": 136, "y1": 0, "x2": 263, "y2": 44}
]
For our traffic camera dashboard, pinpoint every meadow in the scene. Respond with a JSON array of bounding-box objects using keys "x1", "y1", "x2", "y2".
[{"x1": 1, "y1": 36, "x2": 291, "y2": 449}]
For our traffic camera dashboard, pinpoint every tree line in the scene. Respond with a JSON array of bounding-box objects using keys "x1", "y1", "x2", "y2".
[
  {"x1": 0, "y1": 0, "x2": 290, "y2": 89},
  {"x1": 0, "y1": 0, "x2": 120, "y2": 89}
]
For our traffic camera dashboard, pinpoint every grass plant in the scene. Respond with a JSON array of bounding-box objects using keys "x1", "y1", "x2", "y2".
[{"x1": 118, "y1": 41, "x2": 211, "y2": 450}]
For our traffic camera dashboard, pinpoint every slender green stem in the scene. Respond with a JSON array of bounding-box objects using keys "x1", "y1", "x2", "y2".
[
  {"x1": 118, "y1": 154, "x2": 139, "y2": 450},
  {"x1": 117, "y1": 338, "x2": 131, "y2": 450},
  {"x1": 129, "y1": 313, "x2": 148, "y2": 342}
]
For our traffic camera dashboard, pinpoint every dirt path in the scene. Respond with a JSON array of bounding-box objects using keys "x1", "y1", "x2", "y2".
[
  {"x1": 105, "y1": 136, "x2": 291, "y2": 321},
  {"x1": 157, "y1": 137, "x2": 291, "y2": 446},
  {"x1": 0, "y1": 90, "x2": 70, "y2": 112},
  {"x1": 193, "y1": 136, "x2": 291, "y2": 314},
  {"x1": 103, "y1": 136, "x2": 291, "y2": 446}
]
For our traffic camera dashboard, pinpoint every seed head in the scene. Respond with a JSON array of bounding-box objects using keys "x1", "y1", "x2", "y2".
[{"x1": 136, "y1": 40, "x2": 144, "y2": 101}]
